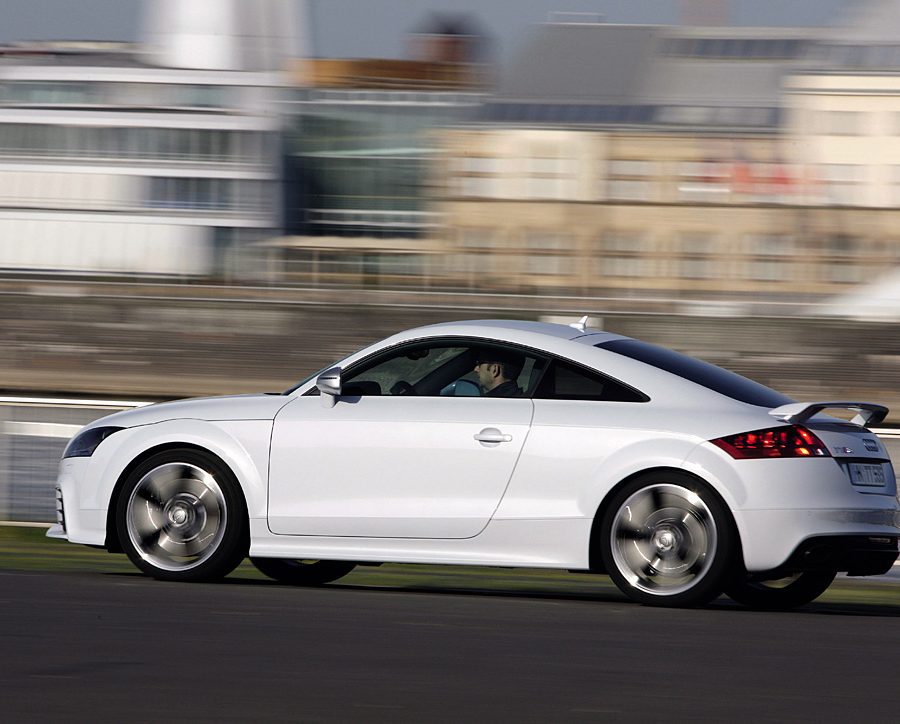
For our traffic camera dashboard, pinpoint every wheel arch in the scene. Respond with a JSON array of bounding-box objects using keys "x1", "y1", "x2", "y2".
[
  {"x1": 104, "y1": 441, "x2": 249, "y2": 553},
  {"x1": 587, "y1": 466, "x2": 743, "y2": 572}
]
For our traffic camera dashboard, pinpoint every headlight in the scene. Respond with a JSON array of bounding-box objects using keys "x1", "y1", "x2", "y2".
[{"x1": 63, "y1": 426, "x2": 125, "y2": 459}]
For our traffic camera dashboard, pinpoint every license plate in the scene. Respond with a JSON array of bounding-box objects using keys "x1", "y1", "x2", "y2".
[{"x1": 849, "y1": 463, "x2": 887, "y2": 487}]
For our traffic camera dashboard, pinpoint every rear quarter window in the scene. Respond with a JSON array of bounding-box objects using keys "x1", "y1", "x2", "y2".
[
  {"x1": 534, "y1": 359, "x2": 647, "y2": 402},
  {"x1": 598, "y1": 339, "x2": 792, "y2": 408}
]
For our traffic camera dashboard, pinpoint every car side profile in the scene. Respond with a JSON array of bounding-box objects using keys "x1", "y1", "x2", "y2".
[{"x1": 48, "y1": 319, "x2": 899, "y2": 608}]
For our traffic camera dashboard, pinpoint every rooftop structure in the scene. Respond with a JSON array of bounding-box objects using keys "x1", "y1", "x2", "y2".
[
  {"x1": 482, "y1": 22, "x2": 816, "y2": 132},
  {"x1": 141, "y1": 0, "x2": 305, "y2": 72}
]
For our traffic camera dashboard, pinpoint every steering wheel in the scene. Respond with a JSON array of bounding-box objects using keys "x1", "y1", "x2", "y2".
[{"x1": 390, "y1": 380, "x2": 417, "y2": 396}]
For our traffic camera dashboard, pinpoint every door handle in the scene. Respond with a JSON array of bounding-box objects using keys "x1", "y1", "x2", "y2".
[{"x1": 474, "y1": 427, "x2": 513, "y2": 444}]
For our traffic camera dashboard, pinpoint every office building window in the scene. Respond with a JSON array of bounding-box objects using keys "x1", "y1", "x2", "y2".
[
  {"x1": 676, "y1": 232, "x2": 716, "y2": 278},
  {"x1": 602, "y1": 230, "x2": 647, "y2": 253},
  {"x1": 823, "y1": 234, "x2": 857, "y2": 257},
  {"x1": 523, "y1": 255, "x2": 574, "y2": 275},
  {"x1": 598, "y1": 256, "x2": 652, "y2": 278},
  {"x1": 524, "y1": 156, "x2": 577, "y2": 200},
  {"x1": 679, "y1": 258, "x2": 717, "y2": 279},
  {"x1": 459, "y1": 156, "x2": 506, "y2": 174},
  {"x1": 0, "y1": 123, "x2": 266, "y2": 165},
  {"x1": 826, "y1": 262, "x2": 863, "y2": 284},
  {"x1": 146, "y1": 178, "x2": 266, "y2": 212},
  {"x1": 524, "y1": 232, "x2": 569, "y2": 251},
  {"x1": 678, "y1": 161, "x2": 731, "y2": 202},
  {"x1": 607, "y1": 159, "x2": 656, "y2": 202},
  {"x1": 678, "y1": 232, "x2": 715, "y2": 254},
  {"x1": 744, "y1": 233, "x2": 794, "y2": 256},
  {"x1": 821, "y1": 165, "x2": 863, "y2": 206},
  {"x1": 460, "y1": 229, "x2": 495, "y2": 249},
  {"x1": 820, "y1": 111, "x2": 864, "y2": 136}
]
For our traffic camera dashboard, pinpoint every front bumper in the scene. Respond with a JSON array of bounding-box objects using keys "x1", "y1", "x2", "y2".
[
  {"x1": 54, "y1": 457, "x2": 107, "y2": 546},
  {"x1": 46, "y1": 523, "x2": 67, "y2": 540}
]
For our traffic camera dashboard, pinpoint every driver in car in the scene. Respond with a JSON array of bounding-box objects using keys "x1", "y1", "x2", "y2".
[{"x1": 474, "y1": 351, "x2": 524, "y2": 397}]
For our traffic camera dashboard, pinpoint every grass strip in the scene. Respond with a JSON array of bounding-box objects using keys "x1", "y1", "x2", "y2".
[{"x1": 3, "y1": 524, "x2": 898, "y2": 607}]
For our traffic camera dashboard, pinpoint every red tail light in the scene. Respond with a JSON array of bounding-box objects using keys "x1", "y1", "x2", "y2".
[{"x1": 711, "y1": 425, "x2": 830, "y2": 459}]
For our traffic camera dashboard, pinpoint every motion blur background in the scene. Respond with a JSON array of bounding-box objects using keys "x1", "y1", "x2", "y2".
[{"x1": 1, "y1": 0, "x2": 900, "y2": 520}]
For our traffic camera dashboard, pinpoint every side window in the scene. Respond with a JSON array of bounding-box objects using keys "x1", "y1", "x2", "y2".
[
  {"x1": 344, "y1": 345, "x2": 468, "y2": 397},
  {"x1": 534, "y1": 359, "x2": 647, "y2": 402},
  {"x1": 341, "y1": 340, "x2": 547, "y2": 398},
  {"x1": 453, "y1": 346, "x2": 546, "y2": 398}
]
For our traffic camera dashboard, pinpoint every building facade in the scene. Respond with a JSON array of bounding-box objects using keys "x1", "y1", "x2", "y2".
[{"x1": 0, "y1": 0, "x2": 297, "y2": 276}]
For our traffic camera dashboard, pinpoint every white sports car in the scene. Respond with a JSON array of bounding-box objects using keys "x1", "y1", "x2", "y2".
[{"x1": 48, "y1": 319, "x2": 899, "y2": 608}]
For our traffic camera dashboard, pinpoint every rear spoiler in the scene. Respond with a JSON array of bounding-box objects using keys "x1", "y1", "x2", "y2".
[{"x1": 769, "y1": 401, "x2": 889, "y2": 427}]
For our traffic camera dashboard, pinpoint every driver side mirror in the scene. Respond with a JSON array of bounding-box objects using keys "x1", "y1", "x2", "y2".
[{"x1": 316, "y1": 367, "x2": 342, "y2": 408}]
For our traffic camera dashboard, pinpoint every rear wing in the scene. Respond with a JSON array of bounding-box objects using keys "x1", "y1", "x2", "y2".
[{"x1": 769, "y1": 401, "x2": 888, "y2": 427}]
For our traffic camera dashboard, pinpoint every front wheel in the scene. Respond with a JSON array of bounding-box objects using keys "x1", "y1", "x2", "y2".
[
  {"x1": 600, "y1": 472, "x2": 735, "y2": 607},
  {"x1": 116, "y1": 448, "x2": 248, "y2": 582},
  {"x1": 725, "y1": 571, "x2": 836, "y2": 610},
  {"x1": 250, "y1": 558, "x2": 356, "y2": 585}
]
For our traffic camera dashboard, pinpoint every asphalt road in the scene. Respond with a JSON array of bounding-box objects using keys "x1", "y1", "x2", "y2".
[{"x1": 1, "y1": 569, "x2": 898, "y2": 723}]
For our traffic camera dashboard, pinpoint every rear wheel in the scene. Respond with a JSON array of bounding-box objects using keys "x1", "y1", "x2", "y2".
[
  {"x1": 725, "y1": 571, "x2": 836, "y2": 610},
  {"x1": 116, "y1": 448, "x2": 248, "y2": 582},
  {"x1": 250, "y1": 558, "x2": 356, "y2": 585},
  {"x1": 600, "y1": 472, "x2": 735, "y2": 607}
]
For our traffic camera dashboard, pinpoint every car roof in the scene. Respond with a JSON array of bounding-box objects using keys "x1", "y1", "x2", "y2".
[{"x1": 402, "y1": 319, "x2": 628, "y2": 345}]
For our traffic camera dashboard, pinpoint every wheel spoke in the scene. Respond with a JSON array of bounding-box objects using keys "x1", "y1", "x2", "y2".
[
  {"x1": 640, "y1": 556, "x2": 663, "y2": 577},
  {"x1": 617, "y1": 525, "x2": 653, "y2": 542},
  {"x1": 178, "y1": 535, "x2": 210, "y2": 557},
  {"x1": 624, "y1": 491, "x2": 657, "y2": 527},
  {"x1": 685, "y1": 504, "x2": 707, "y2": 524},
  {"x1": 137, "y1": 527, "x2": 163, "y2": 551},
  {"x1": 133, "y1": 486, "x2": 165, "y2": 509},
  {"x1": 686, "y1": 557, "x2": 707, "y2": 575}
]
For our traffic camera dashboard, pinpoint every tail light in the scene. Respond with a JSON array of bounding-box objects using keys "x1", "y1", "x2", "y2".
[{"x1": 711, "y1": 425, "x2": 830, "y2": 459}]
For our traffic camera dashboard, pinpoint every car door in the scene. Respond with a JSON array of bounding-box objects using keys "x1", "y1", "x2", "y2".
[
  {"x1": 496, "y1": 357, "x2": 652, "y2": 519},
  {"x1": 268, "y1": 340, "x2": 542, "y2": 539}
]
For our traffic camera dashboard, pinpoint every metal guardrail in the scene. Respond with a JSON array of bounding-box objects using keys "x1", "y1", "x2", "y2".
[
  {"x1": 0, "y1": 395, "x2": 898, "y2": 524},
  {"x1": 0, "y1": 396, "x2": 148, "y2": 523}
]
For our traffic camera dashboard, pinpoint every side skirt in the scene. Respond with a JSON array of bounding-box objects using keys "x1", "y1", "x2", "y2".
[{"x1": 247, "y1": 517, "x2": 593, "y2": 570}]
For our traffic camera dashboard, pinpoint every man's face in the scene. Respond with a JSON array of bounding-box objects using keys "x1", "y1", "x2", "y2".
[{"x1": 475, "y1": 360, "x2": 500, "y2": 391}]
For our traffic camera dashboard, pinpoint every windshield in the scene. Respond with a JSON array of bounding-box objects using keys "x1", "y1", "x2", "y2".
[
  {"x1": 283, "y1": 364, "x2": 332, "y2": 395},
  {"x1": 598, "y1": 339, "x2": 792, "y2": 408}
]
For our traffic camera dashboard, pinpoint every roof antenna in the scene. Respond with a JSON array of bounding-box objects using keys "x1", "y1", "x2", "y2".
[{"x1": 569, "y1": 315, "x2": 589, "y2": 332}]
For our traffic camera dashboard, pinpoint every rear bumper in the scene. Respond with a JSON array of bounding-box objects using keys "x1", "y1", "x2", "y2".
[
  {"x1": 736, "y1": 507, "x2": 899, "y2": 572},
  {"x1": 683, "y1": 445, "x2": 900, "y2": 572},
  {"x1": 758, "y1": 535, "x2": 899, "y2": 578}
]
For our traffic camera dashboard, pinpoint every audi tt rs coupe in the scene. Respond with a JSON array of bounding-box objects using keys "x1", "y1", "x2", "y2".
[{"x1": 49, "y1": 319, "x2": 899, "y2": 608}]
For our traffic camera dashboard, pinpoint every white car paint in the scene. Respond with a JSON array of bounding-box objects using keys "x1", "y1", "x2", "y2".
[
  {"x1": 49, "y1": 319, "x2": 900, "y2": 605},
  {"x1": 269, "y1": 395, "x2": 533, "y2": 538}
]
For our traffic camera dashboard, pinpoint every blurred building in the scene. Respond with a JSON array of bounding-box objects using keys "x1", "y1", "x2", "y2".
[
  {"x1": 2, "y1": 0, "x2": 900, "y2": 312},
  {"x1": 785, "y1": 0, "x2": 900, "y2": 209},
  {"x1": 423, "y1": 15, "x2": 900, "y2": 301},
  {"x1": 266, "y1": 13, "x2": 488, "y2": 287},
  {"x1": 0, "y1": 0, "x2": 297, "y2": 276}
]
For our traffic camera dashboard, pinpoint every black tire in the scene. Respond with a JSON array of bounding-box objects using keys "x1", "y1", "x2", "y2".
[
  {"x1": 115, "y1": 448, "x2": 248, "y2": 582},
  {"x1": 600, "y1": 471, "x2": 736, "y2": 607},
  {"x1": 250, "y1": 558, "x2": 356, "y2": 585},
  {"x1": 725, "y1": 571, "x2": 836, "y2": 610}
]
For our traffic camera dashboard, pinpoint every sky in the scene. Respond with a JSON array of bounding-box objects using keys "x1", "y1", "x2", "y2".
[{"x1": 0, "y1": 0, "x2": 862, "y2": 65}]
